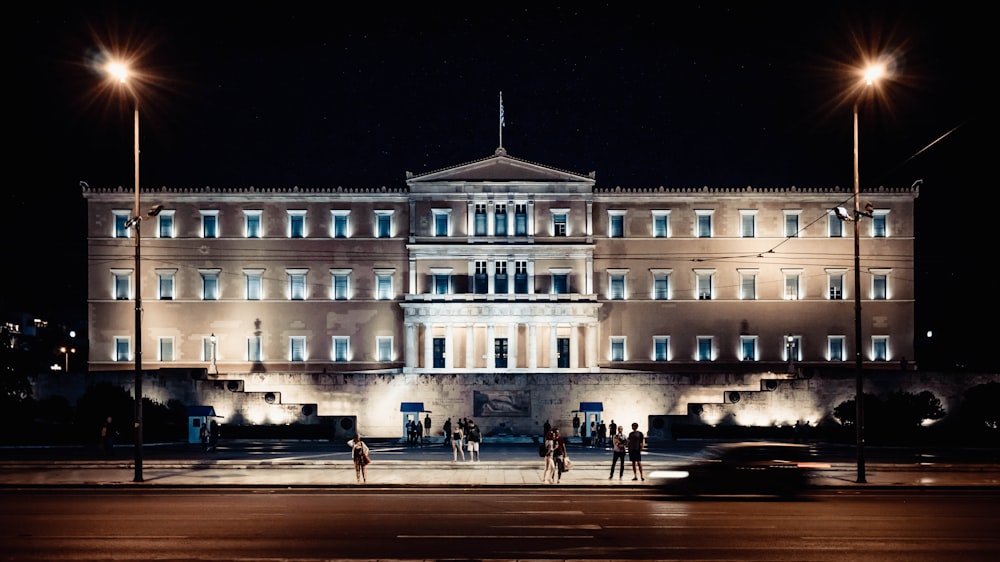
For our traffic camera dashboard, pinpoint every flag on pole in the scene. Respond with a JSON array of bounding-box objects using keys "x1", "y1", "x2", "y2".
[{"x1": 499, "y1": 92, "x2": 505, "y2": 128}]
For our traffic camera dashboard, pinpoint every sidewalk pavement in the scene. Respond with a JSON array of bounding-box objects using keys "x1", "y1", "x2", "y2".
[{"x1": 2, "y1": 439, "x2": 999, "y2": 488}]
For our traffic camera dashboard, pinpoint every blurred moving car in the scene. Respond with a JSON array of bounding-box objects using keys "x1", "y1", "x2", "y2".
[{"x1": 649, "y1": 441, "x2": 830, "y2": 497}]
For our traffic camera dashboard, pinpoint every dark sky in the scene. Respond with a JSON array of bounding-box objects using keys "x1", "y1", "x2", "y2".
[{"x1": 7, "y1": 3, "x2": 991, "y2": 366}]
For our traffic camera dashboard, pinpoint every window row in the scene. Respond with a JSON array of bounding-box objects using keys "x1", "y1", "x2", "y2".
[
  {"x1": 605, "y1": 208, "x2": 890, "y2": 239},
  {"x1": 112, "y1": 335, "x2": 395, "y2": 363},
  {"x1": 110, "y1": 269, "x2": 393, "y2": 301},
  {"x1": 113, "y1": 209, "x2": 396, "y2": 239},
  {"x1": 610, "y1": 334, "x2": 894, "y2": 363}
]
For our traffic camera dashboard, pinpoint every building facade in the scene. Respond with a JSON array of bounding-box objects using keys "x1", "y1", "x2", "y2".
[{"x1": 83, "y1": 147, "x2": 917, "y2": 377}]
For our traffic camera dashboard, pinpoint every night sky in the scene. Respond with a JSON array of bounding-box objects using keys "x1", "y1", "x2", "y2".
[{"x1": 7, "y1": 3, "x2": 991, "y2": 368}]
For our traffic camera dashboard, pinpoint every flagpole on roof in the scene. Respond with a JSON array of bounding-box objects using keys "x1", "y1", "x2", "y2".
[{"x1": 499, "y1": 91, "x2": 505, "y2": 149}]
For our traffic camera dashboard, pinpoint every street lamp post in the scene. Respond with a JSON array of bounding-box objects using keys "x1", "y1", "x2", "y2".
[
  {"x1": 786, "y1": 335, "x2": 796, "y2": 374},
  {"x1": 59, "y1": 346, "x2": 76, "y2": 373}
]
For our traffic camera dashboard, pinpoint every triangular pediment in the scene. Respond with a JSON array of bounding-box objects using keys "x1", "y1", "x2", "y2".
[{"x1": 406, "y1": 149, "x2": 595, "y2": 185}]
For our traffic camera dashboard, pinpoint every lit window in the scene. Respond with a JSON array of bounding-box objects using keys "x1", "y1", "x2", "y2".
[
  {"x1": 514, "y1": 261, "x2": 529, "y2": 294},
  {"x1": 290, "y1": 336, "x2": 306, "y2": 362},
  {"x1": 871, "y1": 269, "x2": 890, "y2": 300},
  {"x1": 245, "y1": 269, "x2": 264, "y2": 301},
  {"x1": 433, "y1": 209, "x2": 451, "y2": 236},
  {"x1": 827, "y1": 270, "x2": 846, "y2": 300},
  {"x1": 740, "y1": 335, "x2": 757, "y2": 361},
  {"x1": 375, "y1": 211, "x2": 393, "y2": 238},
  {"x1": 157, "y1": 269, "x2": 176, "y2": 300},
  {"x1": 330, "y1": 269, "x2": 351, "y2": 300},
  {"x1": 609, "y1": 211, "x2": 625, "y2": 238},
  {"x1": 474, "y1": 204, "x2": 487, "y2": 236},
  {"x1": 375, "y1": 270, "x2": 394, "y2": 300},
  {"x1": 200, "y1": 269, "x2": 220, "y2": 300},
  {"x1": 608, "y1": 270, "x2": 627, "y2": 300},
  {"x1": 244, "y1": 210, "x2": 262, "y2": 238},
  {"x1": 434, "y1": 274, "x2": 450, "y2": 295},
  {"x1": 651, "y1": 269, "x2": 671, "y2": 300},
  {"x1": 551, "y1": 269, "x2": 570, "y2": 294},
  {"x1": 158, "y1": 337, "x2": 174, "y2": 362},
  {"x1": 494, "y1": 261, "x2": 508, "y2": 294},
  {"x1": 514, "y1": 204, "x2": 528, "y2": 236},
  {"x1": 697, "y1": 336, "x2": 713, "y2": 361},
  {"x1": 872, "y1": 210, "x2": 888, "y2": 238},
  {"x1": 114, "y1": 211, "x2": 130, "y2": 238},
  {"x1": 474, "y1": 261, "x2": 488, "y2": 294},
  {"x1": 738, "y1": 269, "x2": 757, "y2": 300},
  {"x1": 610, "y1": 337, "x2": 625, "y2": 362},
  {"x1": 552, "y1": 210, "x2": 568, "y2": 236},
  {"x1": 828, "y1": 336, "x2": 846, "y2": 361},
  {"x1": 783, "y1": 270, "x2": 802, "y2": 300},
  {"x1": 288, "y1": 269, "x2": 308, "y2": 300},
  {"x1": 695, "y1": 210, "x2": 714, "y2": 238},
  {"x1": 784, "y1": 210, "x2": 801, "y2": 237},
  {"x1": 112, "y1": 269, "x2": 131, "y2": 300},
  {"x1": 247, "y1": 336, "x2": 262, "y2": 362},
  {"x1": 654, "y1": 336, "x2": 670, "y2": 361},
  {"x1": 740, "y1": 210, "x2": 756, "y2": 238},
  {"x1": 784, "y1": 335, "x2": 801, "y2": 361},
  {"x1": 377, "y1": 336, "x2": 393, "y2": 362},
  {"x1": 157, "y1": 211, "x2": 175, "y2": 238},
  {"x1": 331, "y1": 210, "x2": 350, "y2": 238},
  {"x1": 494, "y1": 204, "x2": 508, "y2": 236},
  {"x1": 115, "y1": 337, "x2": 130, "y2": 362},
  {"x1": 872, "y1": 336, "x2": 889, "y2": 361},
  {"x1": 695, "y1": 269, "x2": 714, "y2": 300},
  {"x1": 201, "y1": 211, "x2": 219, "y2": 238},
  {"x1": 332, "y1": 336, "x2": 350, "y2": 362},
  {"x1": 288, "y1": 211, "x2": 306, "y2": 238},
  {"x1": 828, "y1": 211, "x2": 843, "y2": 237},
  {"x1": 652, "y1": 210, "x2": 670, "y2": 238}
]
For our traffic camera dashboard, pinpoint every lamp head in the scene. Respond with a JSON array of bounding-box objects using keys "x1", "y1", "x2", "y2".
[{"x1": 148, "y1": 204, "x2": 164, "y2": 217}]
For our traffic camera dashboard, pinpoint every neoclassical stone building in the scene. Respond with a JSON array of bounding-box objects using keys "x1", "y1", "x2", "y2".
[{"x1": 82, "y1": 147, "x2": 918, "y2": 437}]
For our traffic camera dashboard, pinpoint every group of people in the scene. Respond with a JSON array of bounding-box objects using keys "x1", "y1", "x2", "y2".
[
  {"x1": 406, "y1": 415, "x2": 430, "y2": 445},
  {"x1": 443, "y1": 417, "x2": 483, "y2": 461},
  {"x1": 540, "y1": 420, "x2": 646, "y2": 483},
  {"x1": 199, "y1": 420, "x2": 220, "y2": 452}
]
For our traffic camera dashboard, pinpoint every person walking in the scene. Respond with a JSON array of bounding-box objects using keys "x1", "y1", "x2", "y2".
[
  {"x1": 552, "y1": 428, "x2": 568, "y2": 483},
  {"x1": 609, "y1": 424, "x2": 627, "y2": 479},
  {"x1": 347, "y1": 433, "x2": 370, "y2": 483},
  {"x1": 541, "y1": 429, "x2": 557, "y2": 483},
  {"x1": 627, "y1": 422, "x2": 645, "y2": 481},
  {"x1": 451, "y1": 423, "x2": 466, "y2": 462},
  {"x1": 466, "y1": 419, "x2": 482, "y2": 461}
]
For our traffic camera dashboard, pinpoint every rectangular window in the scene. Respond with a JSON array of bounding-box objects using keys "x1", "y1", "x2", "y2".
[
  {"x1": 433, "y1": 338, "x2": 446, "y2": 368},
  {"x1": 474, "y1": 204, "x2": 487, "y2": 236},
  {"x1": 158, "y1": 337, "x2": 174, "y2": 362},
  {"x1": 201, "y1": 211, "x2": 219, "y2": 238},
  {"x1": 828, "y1": 212, "x2": 843, "y2": 237},
  {"x1": 115, "y1": 337, "x2": 130, "y2": 362},
  {"x1": 331, "y1": 212, "x2": 350, "y2": 238},
  {"x1": 245, "y1": 211, "x2": 262, "y2": 238},
  {"x1": 696, "y1": 271, "x2": 713, "y2": 300},
  {"x1": 609, "y1": 212, "x2": 624, "y2": 238},
  {"x1": 494, "y1": 261, "x2": 508, "y2": 294},
  {"x1": 696, "y1": 211, "x2": 713, "y2": 238},
  {"x1": 873, "y1": 272, "x2": 888, "y2": 300},
  {"x1": 157, "y1": 212, "x2": 174, "y2": 238},
  {"x1": 248, "y1": 336, "x2": 262, "y2": 362},
  {"x1": 514, "y1": 261, "x2": 528, "y2": 294},
  {"x1": 376, "y1": 212, "x2": 392, "y2": 238},
  {"x1": 609, "y1": 273, "x2": 625, "y2": 300},
  {"x1": 514, "y1": 204, "x2": 528, "y2": 236},
  {"x1": 202, "y1": 337, "x2": 214, "y2": 362},
  {"x1": 872, "y1": 336, "x2": 888, "y2": 361},
  {"x1": 494, "y1": 338, "x2": 508, "y2": 368},
  {"x1": 114, "y1": 212, "x2": 130, "y2": 238},
  {"x1": 557, "y1": 338, "x2": 570, "y2": 368},
  {"x1": 610, "y1": 337, "x2": 625, "y2": 362},
  {"x1": 434, "y1": 210, "x2": 449, "y2": 236},
  {"x1": 376, "y1": 272, "x2": 393, "y2": 300},
  {"x1": 740, "y1": 211, "x2": 756, "y2": 238},
  {"x1": 552, "y1": 273, "x2": 569, "y2": 294},
  {"x1": 434, "y1": 274, "x2": 450, "y2": 295},
  {"x1": 653, "y1": 274, "x2": 669, "y2": 300},
  {"x1": 828, "y1": 336, "x2": 846, "y2": 362},
  {"x1": 290, "y1": 336, "x2": 306, "y2": 362},
  {"x1": 377, "y1": 336, "x2": 392, "y2": 362},
  {"x1": 494, "y1": 204, "x2": 507, "y2": 236},
  {"x1": 784, "y1": 271, "x2": 801, "y2": 300},
  {"x1": 740, "y1": 335, "x2": 757, "y2": 361},
  {"x1": 331, "y1": 271, "x2": 350, "y2": 300},
  {"x1": 474, "y1": 261, "x2": 488, "y2": 294},
  {"x1": 652, "y1": 211, "x2": 670, "y2": 238},
  {"x1": 654, "y1": 336, "x2": 669, "y2": 361},
  {"x1": 784, "y1": 211, "x2": 800, "y2": 237},
  {"x1": 157, "y1": 270, "x2": 175, "y2": 300},
  {"x1": 697, "y1": 336, "x2": 713, "y2": 361},
  {"x1": 114, "y1": 271, "x2": 131, "y2": 300},
  {"x1": 289, "y1": 271, "x2": 307, "y2": 300},
  {"x1": 553, "y1": 212, "x2": 567, "y2": 236},
  {"x1": 246, "y1": 271, "x2": 263, "y2": 301},
  {"x1": 201, "y1": 271, "x2": 219, "y2": 301},
  {"x1": 288, "y1": 211, "x2": 306, "y2": 238},
  {"x1": 872, "y1": 212, "x2": 887, "y2": 237},
  {"x1": 332, "y1": 336, "x2": 349, "y2": 362},
  {"x1": 784, "y1": 335, "x2": 801, "y2": 361},
  {"x1": 829, "y1": 272, "x2": 844, "y2": 300},
  {"x1": 739, "y1": 270, "x2": 757, "y2": 300}
]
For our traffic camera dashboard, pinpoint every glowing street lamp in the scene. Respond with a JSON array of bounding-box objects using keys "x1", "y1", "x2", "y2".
[{"x1": 59, "y1": 346, "x2": 76, "y2": 373}]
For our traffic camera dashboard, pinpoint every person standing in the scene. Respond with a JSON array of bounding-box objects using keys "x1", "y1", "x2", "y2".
[
  {"x1": 543, "y1": 419, "x2": 551, "y2": 437},
  {"x1": 442, "y1": 417, "x2": 452, "y2": 448},
  {"x1": 99, "y1": 416, "x2": 115, "y2": 457},
  {"x1": 627, "y1": 422, "x2": 645, "y2": 481},
  {"x1": 552, "y1": 428, "x2": 567, "y2": 483},
  {"x1": 199, "y1": 421, "x2": 209, "y2": 452},
  {"x1": 209, "y1": 420, "x2": 220, "y2": 451},
  {"x1": 466, "y1": 419, "x2": 482, "y2": 461},
  {"x1": 347, "y1": 433, "x2": 370, "y2": 483},
  {"x1": 608, "y1": 420, "x2": 617, "y2": 442},
  {"x1": 451, "y1": 423, "x2": 465, "y2": 462},
  {"x1": 609, "y1": 424, "x2": 627, "y2": 479},
  {"x1": 416, "y1": 419, "x2": 424, "y2": 444},
  {"x1": 541, "y1": 429, "x2": 557, "y2": 483},
  {"x1": 424, "y1": 414, "x2": 432, "y2": 443},
  {"x1": 572, "y1": 414, "x2": 581, "y2": 438}
]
